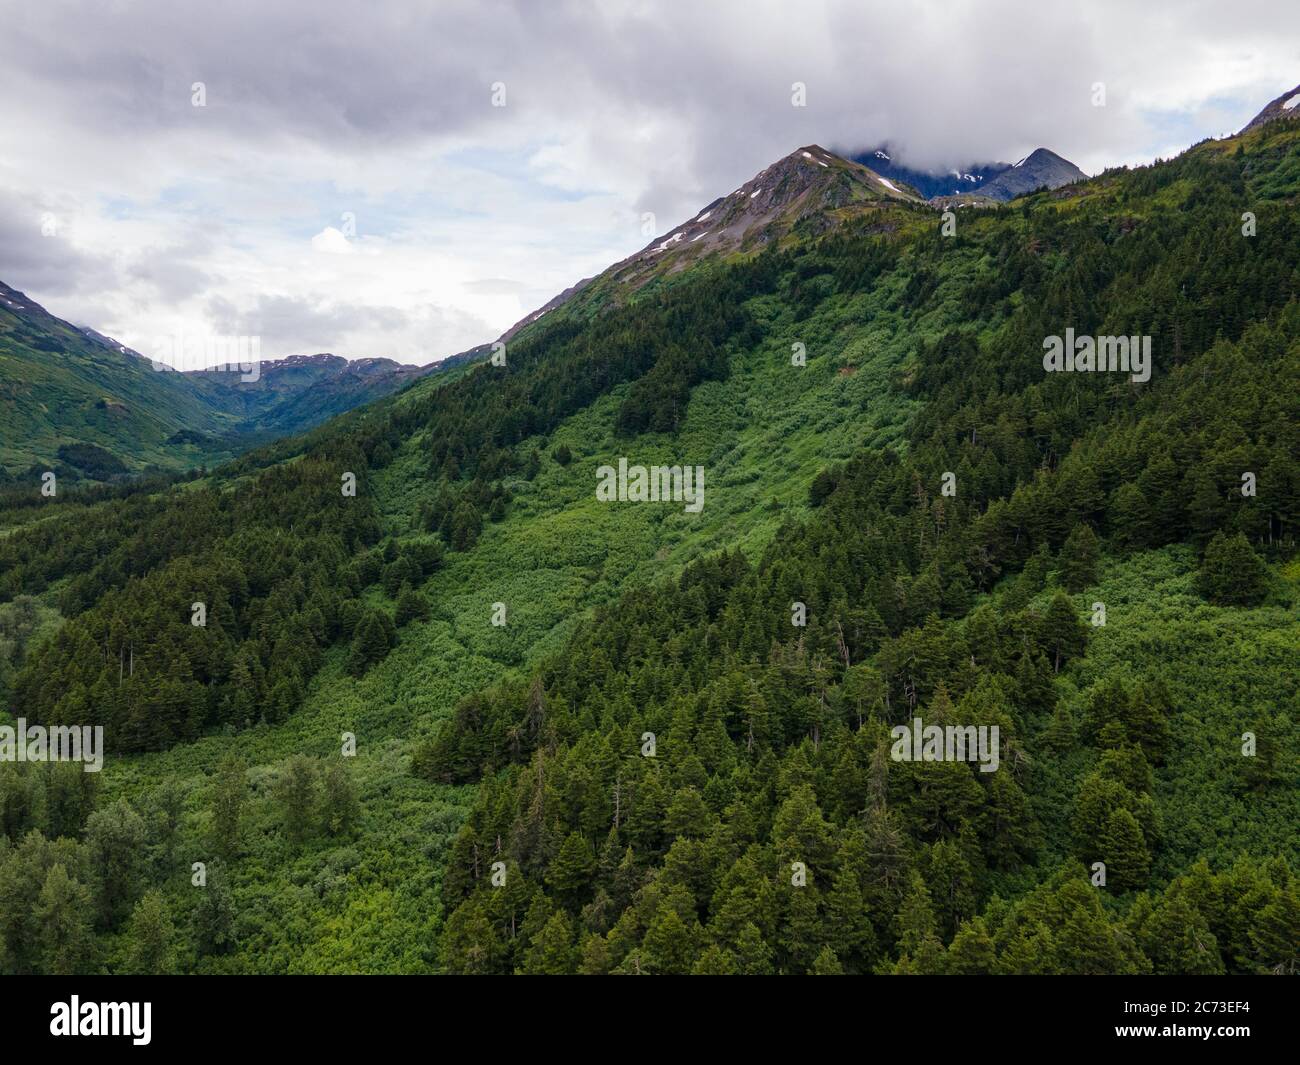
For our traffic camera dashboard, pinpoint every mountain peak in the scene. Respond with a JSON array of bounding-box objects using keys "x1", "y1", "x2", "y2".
[
  {"x1": 601, "y1": 144, "x2": 920, "y2": 287},
  {"x1": 1016, "y1": 147, "x2": 1065, "y2": 166},
  {"x1": 848, "y1": 144, "x2": 1084, "y2": 202},
  {"x1": 980, "y1": 147, "x2": 1086, "y2": 201},
  {"x1": 1239, "y1": 81, "x2": 1300, "y2": 134},
  {"x1": 851, "y1": 144, "x2": 1012, "y2": 199}
]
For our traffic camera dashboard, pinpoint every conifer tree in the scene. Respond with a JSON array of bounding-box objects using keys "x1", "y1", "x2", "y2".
[
  {"x1": 321, "y1": 761, "x2": 360, "y2": 836},
  {"x1": 347, "y1": 609, "x2": 394, "y2": 675},
  {"x1": 211, "y1": 755, "x2": 247, "y2": 861},
  {"x1": 1249, "y1": 886, "x2": 1300, "y2": 975},
  {"x1": 641, "y1": 905, "x2": 697, "y2": 975},
  {"x1": 1097, "y1": 808, "x2": 1151, "y2": 891},
  {"x1": 194, "y1": 863, "x2": 236, "y2": 957},
  {"x1": 1058, "y1": 523, "x2": 1100, "y2": 592},
  {"x1": 1040, "y1": 592, "x2": 1087, "y2": 672},
  {"x1": 395, "y1": 586, "x2": 432, "y2": 626},
  {"x1": 545, "y1": 832, "x2": 595, "y2": 904},
  {"x1": 124, "y1": 890, "x2": 177, "y2": 975},
  {"x1": 944, "y1": 916, "x2": 996, "y2": 974},
  {"x1": 276, "y1": 755, "x2": 319, "y2": 845},
  {"x1": 35, "y1": 863, "x2": 95, "y2": 976},
  {"x1": 1198, "y1": 531, "x2": 1269, "y2": 606},
  {"x1": 86, "y1": 799, "x2": 146, "y2": 927},
  {"x1": 522, "y1": 910, "x2": 576, "y2": 975}
]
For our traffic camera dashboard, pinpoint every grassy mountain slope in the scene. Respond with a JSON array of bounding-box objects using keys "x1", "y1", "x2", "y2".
[
  {"x1": 0, "y1": 282, "x2": 240, "y2": 475},
  {"x1": 1, "y1": 113, "x2": 1299, "y2": 975},
  {"x1": 0, "y1": 284, "x2": 445, "y2": 480}
]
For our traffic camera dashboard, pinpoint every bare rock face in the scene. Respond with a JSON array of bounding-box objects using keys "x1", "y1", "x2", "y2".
[
  {"x1": 978, "y1": 148, "x2": 1087, "y2": 202},
  {"x1": 1238, "y1": 82, "x2": 1300, "y2": 134},
  {"x1": 601, "y1": 145, "x2": 921, "y2": 290}
]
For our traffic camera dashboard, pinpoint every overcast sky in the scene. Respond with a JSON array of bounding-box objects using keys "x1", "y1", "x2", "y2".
[{"x1": 2, "y1": 0, "x2": 1296, "y2": 367}]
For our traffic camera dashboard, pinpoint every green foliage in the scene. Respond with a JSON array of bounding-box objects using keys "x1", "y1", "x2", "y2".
[
  {"x1": 1058, "y1": 523, "x2": 1100, "y2": 592},
  {"x1": 35, "y1": 862, "x2": 96, "y2": 975},
  {"x1": 1198, "y1": 531, "x2": 1270, "y2": 605},
  {"x1": 275, "y1": 754, "x2": 319, "y2": 845},
  {"x1": 123, "y1": 890, "x2": 177, "y2": 974},
  {"x1": 347, "y1": 609, "x2": 396, "y2": 676},
  {"x1": 2, "y1": 116, "x2": 1298, "y2": 976},
  {"x1": 85, "y1": 799, "x2": 145, "y2": 927},
  {"x1": 211, "y1": 756, "x2": 246, "y2": 861}
]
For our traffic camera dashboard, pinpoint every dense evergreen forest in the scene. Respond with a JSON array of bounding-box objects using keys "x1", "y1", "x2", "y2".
[{"x1": 0, "y1": 115, "x2": 1297, "y2": 975}]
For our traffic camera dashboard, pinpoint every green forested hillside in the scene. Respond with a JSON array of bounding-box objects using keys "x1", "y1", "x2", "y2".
[
  {"x1": 0, "y1": 285, "x2": 440, "y2": 480},
  {"x1": 0, "y1": 115, "x2": 1298, "y2": 975}
]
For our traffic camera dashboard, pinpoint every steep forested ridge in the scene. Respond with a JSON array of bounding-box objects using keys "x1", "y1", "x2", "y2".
[{"x1": 0, "y1": 113, "x2": 1298, "y2": 975}]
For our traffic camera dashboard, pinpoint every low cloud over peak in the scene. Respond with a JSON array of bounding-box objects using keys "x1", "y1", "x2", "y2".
[{"x1": 1, "y1": 0, "x2": 1295, "y2": 364}]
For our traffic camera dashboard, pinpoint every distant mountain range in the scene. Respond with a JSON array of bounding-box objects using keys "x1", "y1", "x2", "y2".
[
  {"x1": 0, "y1": 280, "x2": 444, "y2": 480},
  {"x1": 850, "y1": 144, "x2": 1087, "y2": 202},
  {"x1": 850, "y1": 146, "x2": 1012, "y2": 198},
  {"x1": 185, "y1": 353, "x2": 430, "y2": 438},
  {"x1": 9, "y1": 83, "x2": 1292, "y2": 488}
]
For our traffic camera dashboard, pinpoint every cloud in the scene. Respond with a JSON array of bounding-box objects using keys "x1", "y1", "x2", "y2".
[
  {"x1": 199, "y1": 292, "x2": 496, "y2": 365},
  {"x1": 0, "y1": 190, "x2": 118, "y2": 298},
  {"x1": 462, "y1": 278, "x2": 530, "y2": 295},
  {"x1": 310, "y1": 227, "x2": 354, "y2": 254},
  {"x1": 0, "y1": 0, "x2": 1295, "y2": 364}
]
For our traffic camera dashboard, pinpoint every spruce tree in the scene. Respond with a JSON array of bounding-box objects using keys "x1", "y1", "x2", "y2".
[
  {"x1": 1249, "y1": 887, "x2": 1300, "y2": 975},
  {"x1": 522, "y1": 910, "x2": 576, "y2": 975},
  {"x1": 35, "y1": 864, "x2": 95, "y2": 976},
  {"x1": 211, "y1": 755, "x2": 246, "y2": 861},
  {"x1": 276, "y1": 755, "x2": 319, "y2": 845},
  {"x1": 1198, "y1": 531, "x2": 1269, "y2": 606},
  {"x1": 545, "y1": 832, "x2": 595, "y2": 903},
  {"x1": 194, "y1": 863, "x2": 236, "y2": 956},
  {"x1": 321, "y1": 761, "x2": 360, "y2": 836},
  {"x1": 395, "y1": 586, "x2": 431, "y2": 626},
  {"x1": 86, "y1": 799, "x2": 146, "y2": 927},
  {"x1": 1040, "y1": 592, "x2": 1088, "y2": 672},
  {"x1": 944, "y1": 916, "x2": 996, "y2": 974},
  {"x1": 1098, "y1": 808, "x2": 1151, "y2": 891},
  {"x1": 1058, "y1": 523, "x2": 1100, "y2": 591},
  {"x1": 124, "y1": 890, "x2": 177, "y2": 975}
]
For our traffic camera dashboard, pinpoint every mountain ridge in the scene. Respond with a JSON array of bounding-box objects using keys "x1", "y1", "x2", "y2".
[
  {"x1": 1239, "y1": 81, "x2": 1300, "y2": 133},
  {"x1": 849, "y1": 144, "x2": 1013, "y2": 198},
  {"x1": 0, "y1": 282, "x2": 442, "y2": 478},
  {"x1": 979, "y1": 147, "x2": 1087, "y2": 200}
]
